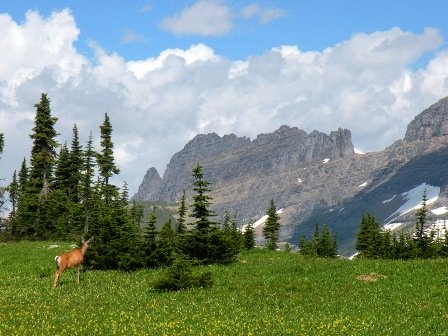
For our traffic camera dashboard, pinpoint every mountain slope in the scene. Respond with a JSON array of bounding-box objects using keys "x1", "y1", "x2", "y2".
[{"x1": 134, "y1": 96, "x2": 448, "y2": 256}]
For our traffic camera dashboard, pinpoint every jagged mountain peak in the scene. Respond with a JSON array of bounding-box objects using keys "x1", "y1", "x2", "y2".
[
  {"x1": 133, "y1": 96, "x2": 448, "y2": 255},
  {"x1": 404, "y1": 96, "x2": 448, "y2": 142}
]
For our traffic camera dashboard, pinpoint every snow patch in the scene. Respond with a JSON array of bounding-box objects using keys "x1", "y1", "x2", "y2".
[
  {"x1": 241, "y1": 208, "x2": 284, "y2": 232},
  {"x1": 385, "y1": 183, "x2": 440, "y2": 223},
  {"x1": 322, "y1": 158, "x2": 330, "y2": 164},
  {"x1": 383, "y1": 223, "x2": 402, "y2": 231},
  {"x1": 358, "y1": 181, "x2": 368, "y2": 188},
  {"x1": 354, "y1": 148, "x2": 365, "y2": 154},
  {"x1": 382, "y1": 195, "x2": 396, "y2": 204},
  {"x1": 297, "y1": 178, "x2": 303, "y2": 184},
  {"x1": 431, "y1": 206, "x2": 448, "y2": 215}
]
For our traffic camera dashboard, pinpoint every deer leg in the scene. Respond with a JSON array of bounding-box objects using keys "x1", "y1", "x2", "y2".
[
  {"x1": 53, "y1": 270, "x2": 61, "y2": 288},
  {"x1": 77, "y1": 266, "x2": 80, "y2": 284}
]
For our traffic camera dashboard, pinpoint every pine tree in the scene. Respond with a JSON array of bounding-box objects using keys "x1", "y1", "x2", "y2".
[
  {"x1": 129, "y1": 199, "x2": 144, "y2": 228},
  {"x1": 190, "y1": 163, "x2": 215, "y2": 232},
  {"x1": 143, "y1": 206, "x2": 159, "y2": 267},
  {"x1": 414, "y1": 189, "x2": 430, "y2": 258},
  {"x1": 145, "y1": 206, "x2": 158, "y2": 242},
  {"x1": 156, "y1": 218, "x2": 176, "y2": 266},
  {"x1": 263, "y1": 199, "x2": 280, "y2": 250},
  {"x1": 7, "y1": 171, "x2": 18, "y2": 217},
  {"x1": 15, "y1": 94, "x2": 59, "y2": 238},
  {"x1": 299, "y1": 235, "x2": 316, "y2": 257},
  {"x1": 121, "y1": 182, "x2": 129, "y2": 204},
  {"x1": 97, "y1": 113, "x2": 120, "y2": 187},
  {"x1": 0, "y1": 132, "x2": 3, "y2": 156},
  {"x1": 380, "y1": 229, "x2": 393, "y2": 259},
  {"x1": 18, "y1": 158, "x2": 28, "y2": 195},
  {"x1": 68, "y1": 124, "x2": 83, "y2": 203},
  {"x1": 53, "y1": 142, "x2": 82, "y2": 238},
  {"x1": 243, "y1": 221, "x2": 255, "y2": 249},
  {"x1": 54, "y1": 143, "x2": 71, "y2": 192},
  {"x1": 81, "y1": 133, "x2": 96, "y2": 234},
  {"x1": 176, "y1": 189, "x2": 187, "y2": 233},
  {"x1": 318, "y1": 224, "x2": 337, "y2": 258},
  {"x1": 29, "y1": 93, "x2": 59, "y2": 197},
  {"x1": 355, "y1": 213, "x2": 382, "y2": 258}
]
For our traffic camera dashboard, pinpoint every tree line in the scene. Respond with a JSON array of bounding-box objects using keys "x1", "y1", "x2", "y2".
[
  {"x1": 0, "y1": 93, "x2": 290, "y2": 271},
  {"x1": 355, "y1": 190, "x2": 448, "y2": 259},
  {"x1": 4, "y1": 93, "x2": 441, "y2": 268}
]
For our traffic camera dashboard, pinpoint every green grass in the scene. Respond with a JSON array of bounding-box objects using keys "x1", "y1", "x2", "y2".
[{"x1": 1, "y1": 241, "x2": 448, "y2": 335}]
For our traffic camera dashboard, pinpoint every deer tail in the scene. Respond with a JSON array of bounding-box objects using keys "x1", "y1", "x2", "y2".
[{"x1": 54, "y1": 256, "x2": 60, "y2": 268}]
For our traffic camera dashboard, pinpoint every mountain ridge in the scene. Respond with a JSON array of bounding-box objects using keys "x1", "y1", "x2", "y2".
[{"x1": 134, "y1": 96, "x2": 448, "y2": 255}]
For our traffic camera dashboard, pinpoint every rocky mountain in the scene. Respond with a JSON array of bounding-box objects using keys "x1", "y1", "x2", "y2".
[{"x1": 134, "y1": 96, "x2": 448, "y2": 255}]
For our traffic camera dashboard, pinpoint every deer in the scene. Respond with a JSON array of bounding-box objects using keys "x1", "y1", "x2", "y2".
[{"x1": 53, "y1": 237, "x2": 93, "y2": 288}]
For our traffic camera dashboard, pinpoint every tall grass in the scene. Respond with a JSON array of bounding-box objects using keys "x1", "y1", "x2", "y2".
[{"x1": 0, "y1": 241, "x2": 447, "y2": 335}]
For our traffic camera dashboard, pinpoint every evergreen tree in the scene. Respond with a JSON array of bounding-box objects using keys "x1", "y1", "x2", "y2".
[
  {"x1": 143, "y1": 206, "x2": 159, "y2": 267},
  {"x1": 145, "y1": 206, "x2": 158, "y2": 242},
  {"x1": 54, "y1": 143, "x2": 71, "y2": 192},
  {"x1": 129, "y1": 199, "x2": 144, "y2": 229},
  {"x1": 440, "y1": 221, "x2": 448, "y2": 257},
  {"x1": 81, "y1": 133, "x2": 96, "y2": 234},
  {"x1": 355, "y1": 213, "x2": 382, "y2": 258},
  {"x1": 0, "y1": 132, "x2": 3, "y2": 156},
  {"x1": 29, "y1": 93, "x2": 59, "y2": 197},
  {"x1": 262, "y1": 199, "x2": 280, "y2": 250},
  {"x1": 318, "y1": 224, "x2": 337, "y2": 258},
  {"x1": 7, "y1": 171, "x2": 18, "y2": 217},
  {"x1": 176, "y1": 189, "x2": 188, "y2": 233},
  {"x1": 53, "y1": 141, "x2": 83, "y2": 238},
  {"x1": 380, "y1": 229, "x2": 393, "y2": 259},
  {"x1": 97, "y1": 113, "x2": 120, "y2": 187},
  {"x1": 414, "y1": 189, "x2": 431, "y2": 258},
  {"x1": 14, "y1": 94, "x2": 59, "y2": 238},
  {"x1": 299, "y1": 235, "x2": 317, "y2": 257},
  {"x1": 243, "y1": 221, "x2": 255, "y2": 249},
  {"x1": 156, "y1": 218, "x2": 176, "y2": 266},
  {"x1": 180, "y1": 163, "x2": 239, "y2": 264},
  {"x1": 190, "y1": 163, "x2": 215, "y2": 232},
  {"x1": 18, "y1": 158, "x2": 28, "y2": 195},
  {"x1": 68, "y1": 124, "x2": 83, "y2": 203},
  {"x1": 120, "y1": 182, "x2": 129, "y2": 204}
]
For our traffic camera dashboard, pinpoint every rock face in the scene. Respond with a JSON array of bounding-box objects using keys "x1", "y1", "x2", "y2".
[
  {"x1": 133, "y1": 125, "x2": 354, "y2": 204},
  {"x1": 404, "y1": 96, "x2": 448, "y2": 141},
  {"x1": 133, "y1": 167, "x2": 162, "y2": 201},
  {"x1": 134, "y1": 96, "x2": 448, "y2": 255}
]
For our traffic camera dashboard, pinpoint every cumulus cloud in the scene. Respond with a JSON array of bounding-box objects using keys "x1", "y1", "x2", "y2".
[
  {"x1": 160, "y1": 0, "x2": 232, "y2": 36},
  {"x1": 1, "y1": 9, "x2": 448, "y2": 195}
]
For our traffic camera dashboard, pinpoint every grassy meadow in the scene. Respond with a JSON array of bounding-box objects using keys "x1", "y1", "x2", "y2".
[{"x1": 1, "y1": 241, "x2": 448, "y2": 335}]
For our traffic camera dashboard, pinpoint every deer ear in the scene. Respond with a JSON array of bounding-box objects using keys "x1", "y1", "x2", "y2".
[
  {"x1": 82, "y1": 238, "x2": 85, "y2": 244},
  {"x1": 88, "y1": 237, "x2": 94, "y2": 243}
]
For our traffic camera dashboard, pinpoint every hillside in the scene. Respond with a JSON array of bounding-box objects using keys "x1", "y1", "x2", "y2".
[{"x1": 134, "y1": 96, "x2": 448, "y2": 255}]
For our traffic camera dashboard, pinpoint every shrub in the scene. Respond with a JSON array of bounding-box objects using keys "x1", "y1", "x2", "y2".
[{"x1": 153, "y1": 256, "x2": 213, "y2": 291}]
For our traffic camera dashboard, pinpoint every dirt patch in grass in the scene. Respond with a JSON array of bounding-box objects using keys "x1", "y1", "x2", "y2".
[{"x1": 356, "y1": 272, "x2": 387, "y2": 283}]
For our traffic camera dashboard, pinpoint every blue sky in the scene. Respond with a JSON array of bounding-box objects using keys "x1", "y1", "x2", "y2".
[
  {"x1": 1, "y1": 1, "x2": 448, "y2": 194},
  {"x1": 3, "y1": 1, "x2": 447, "y2": 61}
]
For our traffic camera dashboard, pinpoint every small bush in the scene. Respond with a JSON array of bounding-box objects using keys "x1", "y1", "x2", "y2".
[{"x1": 153, "y1": 256, "x2": 213, "y2": 291}]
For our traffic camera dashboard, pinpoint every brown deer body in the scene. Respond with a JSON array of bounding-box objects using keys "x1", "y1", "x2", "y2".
[{"x1": 53, "y1": 237, "x2": 93, "y2": 288}]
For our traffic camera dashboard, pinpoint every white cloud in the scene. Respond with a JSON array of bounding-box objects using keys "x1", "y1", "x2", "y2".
[
  {"x1": 120, "y1": 30, "x2": 147, "y2": 44},
  {"x1": 1, "y1": 10, "x2": 448, "y2": 196},
  {"x1": 127, "y1": 44, "x2": 217, "y2": 79},
  {"x1": 160, "y1": 0, "x2": 232, "y2": 36},
  {"x1": 241, "y1": 4, "x2": 287, "y2": 24}
]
